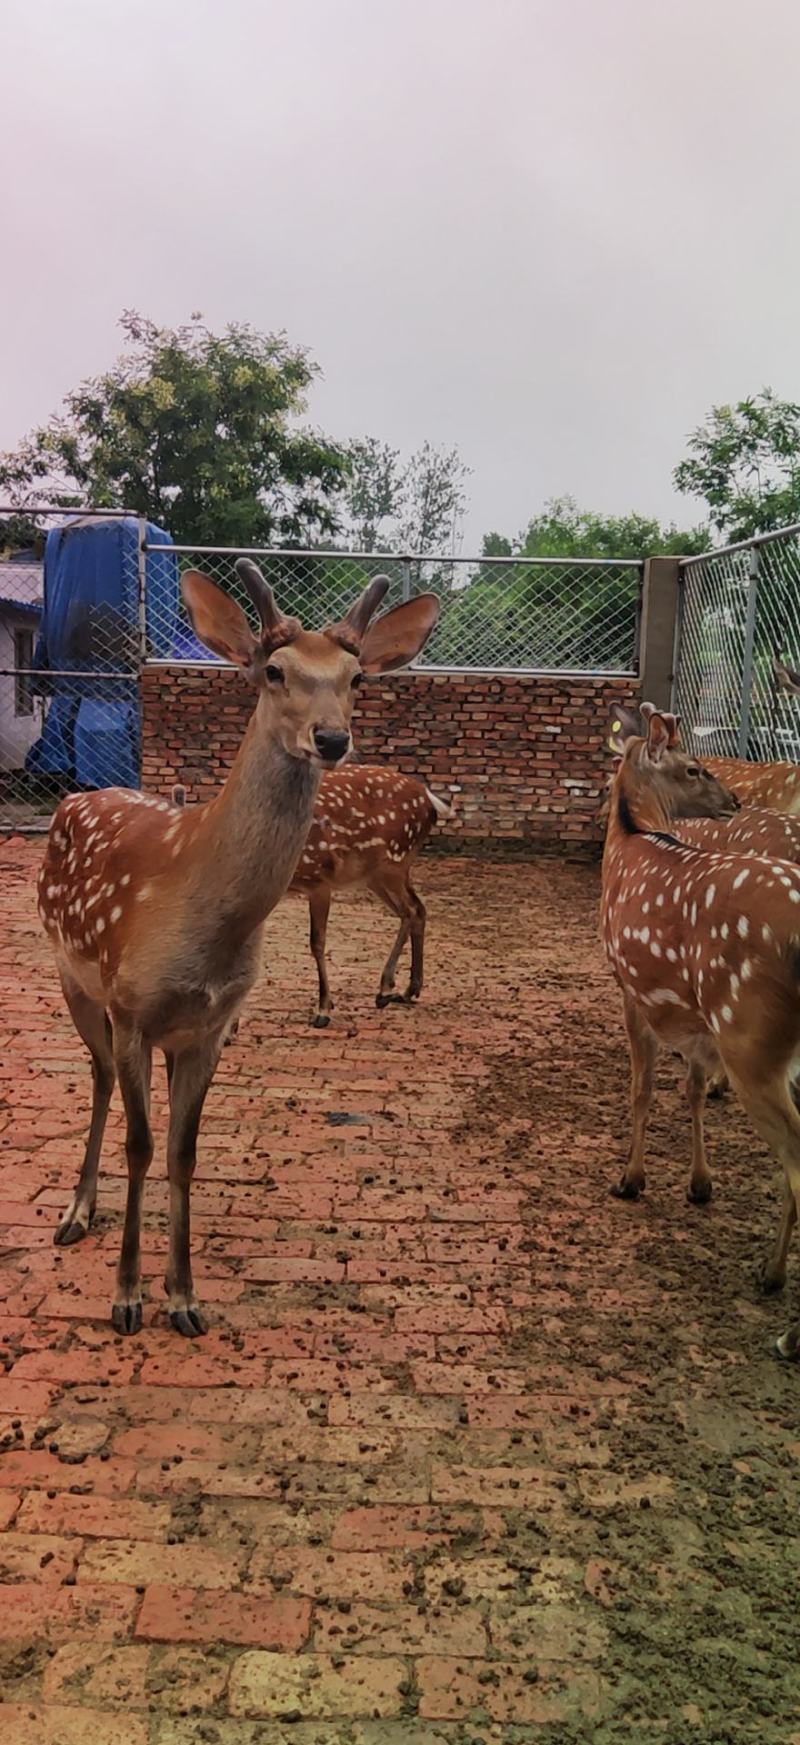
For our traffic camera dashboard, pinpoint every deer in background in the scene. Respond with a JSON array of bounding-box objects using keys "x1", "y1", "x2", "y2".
[
  {"x1": 609, "y1": 704, "x2": 800, "y2": 862},
  {"x1": 292, "y1": 765, "x2": 452, "y2": 1025},
  {"x1": 602, "y1": 704, "x2": 740, "y2": 830},
  {"x1": 611, "y1": 697, "x2": 800, "y2": 814},
  {"x1": 180, "y1": 767, "x2": 452, "y2": 1030},
  {"x1": 603, "y1": 706, "x2": 800, "y2": 1359},
  {"x1": 37, "y1": 561, "x2": 439, "y2": 1337}
]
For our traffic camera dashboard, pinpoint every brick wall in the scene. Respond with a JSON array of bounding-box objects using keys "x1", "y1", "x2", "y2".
[{"x1": 141, "y1": 665, "x2": 640, "y2": 854}]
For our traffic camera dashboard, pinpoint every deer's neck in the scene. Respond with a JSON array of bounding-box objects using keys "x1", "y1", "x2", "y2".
[
  {"x1": 602, "y1": 778, "x2": 672, "y2": 891},
  {"x1": 188, "y1": 710, "x2": 319, "y2": 951}
]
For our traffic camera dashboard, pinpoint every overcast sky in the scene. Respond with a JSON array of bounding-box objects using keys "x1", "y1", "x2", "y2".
[{"x1": 2, "y1": 0, "x2": 800, "y2": 548}]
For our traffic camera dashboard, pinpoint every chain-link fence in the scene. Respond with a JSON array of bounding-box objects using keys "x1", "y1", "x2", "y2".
[
  {"x1": 673, "y1": 525, "x2": 800, "y2": 760},
  {"x1": 0, "y1": 510, "x2": 642, "y2": 830},
  {"x1": 147, "y1": 545, "x2": 642, "y2": 675}
]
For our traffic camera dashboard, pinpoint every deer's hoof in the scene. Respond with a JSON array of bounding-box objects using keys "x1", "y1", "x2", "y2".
[
  {"x1": 759, "y1": 1266, "x2": 786, "y2": 1297},
  {"x1": 169, "y1": 1306, "x2": 207, "y2": 1337},
  {"x1": 54, "y1": 1217, "x2": 90, "y2": 1247},
  {"x1": 774, "y1": 1331, "x2": 800, "y2": 1362},
  {"x1": 687, "y1": 1178, "x2": 713, "y2": 1206},
  {"x1": 112, "y1": 1299, "x2": 143, "y2": 1336},
  {"x1": 610, "y1": 1179, "x2": 643, "y2": 1201},
  {"x1": 312, "y1": 1013, "x2": 331, "y2": 1029}
]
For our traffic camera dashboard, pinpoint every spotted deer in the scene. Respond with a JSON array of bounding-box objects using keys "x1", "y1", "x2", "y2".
[
  {"x1": 609, "y1": 706, "x2": 800, "y2": 1097},
  {"x1": 291, "y1": 765, "x2": 452, "y2": 1025},
  {"x1": 609, "y1": 705, "x2": 800, "y2": 863},
  {"x1": 603, "y1": 706, "x2": 800, "y2": 1358},
  {"x1": 701, "y1": 755, "x2": 800, "y2": 815},
  {"x1": 183, "y1": 766, "x2": 452, "y2": 1031},
  {"x1": 611, "y1": 700, "x2": 800, "y2": 816},
  {"x1": 37, "y1": 561, "x2": 439, "y2": 1337}
]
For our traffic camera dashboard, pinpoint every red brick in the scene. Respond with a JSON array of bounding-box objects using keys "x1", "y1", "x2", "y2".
[
  {"x1": 331, "y1": 1506, "x2": 478, "y2": 1550},
  {"x1": 0, "y1": 1491, "x2": 21, "y2": 1528},
  {"x1": 135, "y1": 1584, "x2": 310, "y2": 1649},
  {"x1": 0, "y1": 1707, "x2": 148, "y2": 1745},
  {"x1": 77, "y1": 1537, "x2": 242, "y2": 1588},
  {"x1": 250, "y1": 1546, "x2": 414, "y2": 1602},
  {"x1": 0, "y1": 1531, "x2": 80, "y2": 1582},
  {"x1": 43, "y1": 1642, "x2": 149, "y2": 1708},
  {"x1": 228, "y1": 1650, "x2": 405, "y2": 1718},
  {"x1": 16, "y1": 1492, "x2": 171, "y2": 1541},
  {"x1": 0, "y1": 1581, "x2": 138, "y2": 1643},
  {"x1": 418, "y1": 1657, "x2": 604, "y2": 1723},
  {"x1": 315, "y1": 1598, "x2": 487, "y2": 1656},
  {"x1": 0, "y1": 1379, "x2": 59, "y2": 1416},
  {"x1": 0, "y1": 1451, "x2": 136, "y2": 1494},
  {"x1": 41, "y1": 1641, "x2": 231, "y2": 1714},
  {"x1": 113, "y1": 1422, "x2": 258, "y2": 1461}
]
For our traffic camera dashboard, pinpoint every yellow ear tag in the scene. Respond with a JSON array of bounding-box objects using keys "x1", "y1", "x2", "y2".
[{"x1": 612, "y1": 721, "x2": 622, "y2": 732}]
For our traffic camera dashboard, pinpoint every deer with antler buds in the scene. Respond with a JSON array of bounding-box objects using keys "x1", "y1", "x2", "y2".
[
  {"x1": 609, "y1": 703, "x2": 800, "y2": 861},
  {"x1": 603, "y1": 704, "x2": 800, "y2": 1359},
  {"x1": 37, "y1": 562, "x2": 439, "y2": 1337}
]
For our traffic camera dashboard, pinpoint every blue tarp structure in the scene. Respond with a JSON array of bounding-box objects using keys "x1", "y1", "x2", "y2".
[{"x1": 26, "y1": 517, "x2": 180, "y2": 789}]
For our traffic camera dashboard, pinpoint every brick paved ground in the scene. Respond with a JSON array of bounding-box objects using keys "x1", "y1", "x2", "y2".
[{"x1": 2, "y1": 836, "x2": 800, "y2": 1744}]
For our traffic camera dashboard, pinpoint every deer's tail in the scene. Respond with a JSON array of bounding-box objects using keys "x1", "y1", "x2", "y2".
[{"x1": 425, "y1": 787, "x2": 454, "y2": 823}]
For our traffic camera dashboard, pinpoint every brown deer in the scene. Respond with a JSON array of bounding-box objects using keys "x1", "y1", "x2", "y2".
[
  {"x1": 201, "y1": 767, "x2": 450, "y2": 1033},
  {"x1": 37, "y1": 561, "x2": 439, "y2": 1337},
  {"x1": 603, "y1": 706, "x2": 800, "y2": 1358},
  {"x1": 292, "y1": 765, "x2": 452, "y2": 1025},
  {"x1": 612, "y1": 699, "x2": 800, "y2": 815},
  {"x1": 181, "y1": 766, "x2": 451, "y2": 1030},
  {"x1": 701, "y1": 755, "x2": 800, "y2": 814},
  {"x1": 609, "y1": 705, "x2": 800, "y2": 860}
]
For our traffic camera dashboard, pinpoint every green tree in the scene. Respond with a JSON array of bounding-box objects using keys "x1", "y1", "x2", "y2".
[
  {"x1": 674, "y1": 389, "x2": 800, "y2": 541},
  {"x1": 398, "y1": 442, "x2": 470, "y2": 556},
  {"x1": 344, "y1": 437, "x2": 403, "y2": 551},
  {"x1": 515, "y1": 495, "x2": 708, "y2": 559},
  {"x1": 0, "y1": 311, "x2": 350, "y2": 547}
]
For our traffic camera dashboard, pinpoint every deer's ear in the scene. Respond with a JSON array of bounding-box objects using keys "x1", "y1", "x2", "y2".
[
  {"x1": 607, "y1": 705, "x2": 640, "y2": 754},
  {"x1": 645, "y1": 712, "x2": 671, "y2": 765},
  {"x1": 181, "y1": 570, "x2": 260, "y2": 670},
  {"x1": 359, "y1": 594, "x2": 440, "y2": 674}
]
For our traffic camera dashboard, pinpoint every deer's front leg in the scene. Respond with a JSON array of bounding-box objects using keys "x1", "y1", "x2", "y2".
[
  {"x1": 165, "y1": 1039, "x2": 221, "y2": 1336},
  {"x1": 308, "y1": 886, "x2": 333, "y2": 1027},
  {"x1": 112, "y1": 1024, "x2": 153, "y2": 1335}
]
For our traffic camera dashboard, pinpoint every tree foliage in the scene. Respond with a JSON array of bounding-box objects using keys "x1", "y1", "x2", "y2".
[
  {"x1": 397, "y1": 442, "x2": 470, "y2": 556},
  {"x1": 343, "y1": 437, "x2": 470, "y2": 559},
  {"x1": 0, "y1": 311, "x2": 350, "y2": 547},
  {"x1": 427, "y1": 496, "x2": 706, "y2": 671},
  {"x1": 344, "y1": 438, "x2": 403, "y2": 551},
  {"x1": 674, "y1": 389, "x2": 800, "y2": 541},
  {"x1": 509, "y1": 495, "x2": 708, "y2": 560}
]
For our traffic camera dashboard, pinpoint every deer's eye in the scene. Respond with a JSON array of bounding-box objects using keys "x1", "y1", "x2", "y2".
[
  {"x1": 351, "y1": 671, "x2": 364, "y2": 690},
  {"x1": 686, "y1": 765, "x2": 701, "y2": 779},
  {"x1": 265, "y1": 664, "x2": 285, "y2": 685}
]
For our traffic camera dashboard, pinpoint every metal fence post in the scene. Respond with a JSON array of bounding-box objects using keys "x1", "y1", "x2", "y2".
[
  {"x1": 670, "y1": 563, "x2": 686, "y2": 714},
  {"x1": 136, "y1": 515, "x2": 148, "y2": 664},
  {"x1": 737, "y1": 546, "x2": 760, "y2": 757},
  {"x1": 400, "y1": 559, "x2": 411, "y2": 603},
  {"x1": 639, "y1": 556, "x2": 681, "y2": 709}
]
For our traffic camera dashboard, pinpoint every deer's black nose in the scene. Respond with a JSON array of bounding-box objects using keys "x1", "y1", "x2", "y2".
[{"x1": 314, "y1": 729, "x2": 350, "y2": 764}]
